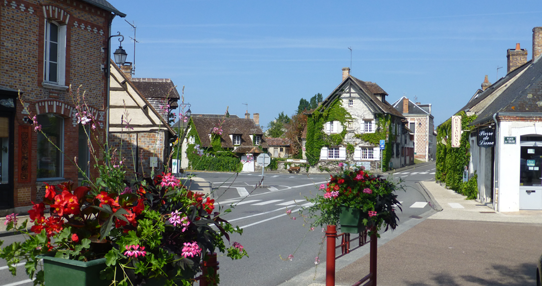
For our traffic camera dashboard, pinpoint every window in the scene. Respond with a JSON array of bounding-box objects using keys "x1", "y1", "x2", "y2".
[
  {"x1": 328, "y1": 148, "x2": 340, "y2": 159},
  {"x1": 348, "y1": 99, "x2": 354, "y2": 106},
  {"x1": 233, "y1": 135, "x2": 241, "y2": 145},
  {"x1": 364, "y1": 121, "x2": 373, "y2": 133},
  {"x1": 330, "y1": 121, "x2": 334, "y2": 132},
  {"x1": 280, "y1": 147, "x2": 283, "y2": 152},
  {"x1": 44, "y1": 21, "x2": 66, "y2": 85},
  {"x1": 361, "y1": 148, "x2": 374, "y2": 159},
  {"x1": 410, "y1": 122, "x2": 416, "y2": 133},
  {"x1": 254, "y1": 135, "x2": 261, "y2": 145},
  {"x1": 37, "y1": 114, "x2": 63, "y2": 179}
]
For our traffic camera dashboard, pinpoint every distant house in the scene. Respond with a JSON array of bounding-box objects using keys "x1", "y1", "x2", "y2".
[
  {"x1": 131, "y1": 77, "x2": 180, "y2": 124},
  {"x1": 451, "y1": 29, "x2": 542, "y2": 212},
  {"x1": 181, "y1": 112, "x2": 267, "y2": 172},
  {"x1": 391, "y1": 97, "x2": 436, "y2": 162},
  {"x1": 304, "y1": 68, "x2": 410, "y2": 171},
  {"x1": 266, "y1": 138, "x2": 291, "y2": 158},
  {"x1": 108, "y1": 62, "x2": 178, "y2": 179}
]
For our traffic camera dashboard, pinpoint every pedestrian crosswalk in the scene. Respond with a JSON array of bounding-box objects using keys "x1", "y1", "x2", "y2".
[
  {"x1": 215, "y1": 199, "x2": 445, "y2": 210},
  {"x1": 393, "y1": 168, "x2": 436, "y2": 176}
]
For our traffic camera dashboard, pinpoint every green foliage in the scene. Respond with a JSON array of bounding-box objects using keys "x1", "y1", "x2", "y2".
[
  {"x1": 460, "y1": 173, "x2": 478, "y2": 200},
  {"x1": 305, "y1": 98, "x2": 352, "y2": 165},
  {"x1": 354, "y1": 114, "x2": 395, "y2": 171},
  {"x1": 266, "y1": 112, "x2": 290, "y2": 138},
  {"x1": 267, "y1": 158, "x2": 279, "y2": 170},
  {"x1": 435, "y1": 111, "x2": 477, "y2": 196},
  {"x1": 297, "y1": 93, "x2": 323, "y2": 114}
]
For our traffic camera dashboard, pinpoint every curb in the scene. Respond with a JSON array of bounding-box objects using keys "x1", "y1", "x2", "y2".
[{"x1": 418, "y1": 181, "x2": 443, "y2": 212}]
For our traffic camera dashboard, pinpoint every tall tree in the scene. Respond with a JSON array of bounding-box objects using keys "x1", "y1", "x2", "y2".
[
  {"x1": 284, "y1": 113, "x2": 308, "y2": 158},
  {"x1": 266, "y1": 112, "x2": 290, "y2": 138},
  {"x1": 297, "y1": 98, "x2": 310, "y2": 114}
]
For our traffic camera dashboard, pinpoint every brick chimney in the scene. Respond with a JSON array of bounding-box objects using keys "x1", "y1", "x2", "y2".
[
  {"x1": 507, "y1": 43, "x2": 528, "y2": 73},
  {"x1": 481, "y1": 75, "x2": 491, "y2": 91},
  {"x1": 402, "y1": 97, "x2": 409, "y2": 114},
  {"x1": 245, "y1": 111, "x2": 250, "y2": 119},
  {"x1": 253, "y1": 113, "x2": 259, "y2": 125},
  {"x1": 342, "y1": 67, "x2": 350, "y2": 81},
  {"x1": 533, "y1": 27, "x2": 542, "y2": 61},
  {"x1": 121, "y1": 63, "x2": 132, "y2": 80}
]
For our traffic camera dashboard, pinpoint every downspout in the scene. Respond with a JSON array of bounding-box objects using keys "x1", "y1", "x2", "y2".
[
  {"x1": 492, "y1": 113, "x2": 499, "y2": 211},
  {"x1": 106, "y1": 15, "x2": 114, "y2": 153}
]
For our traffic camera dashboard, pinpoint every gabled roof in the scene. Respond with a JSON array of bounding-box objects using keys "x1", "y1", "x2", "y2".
[
  {"x1": 191, "y1": 116, "x2": 267, "y2": 150},
  {"x1": 266, "y1": 138, "x2": 291, "y2": 146},
  {"x1": 391, "y1": 96, "x2": 431, "y2": 116},
  {"x1": 319, "y1": 75, "x2": 404, "y2": 118},
  {"x1": 131, "y1": 78, "x2": 181, "y2": 100},
  {"x1": 471, "y1": 57, "x2": 542, "y2": 125},
  {"x1": 81, "y1": 0, "x2": 125, "y2": 17}
]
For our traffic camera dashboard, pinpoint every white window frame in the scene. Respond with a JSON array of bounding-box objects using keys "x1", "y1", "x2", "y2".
[
  {"x1": 330, "y1": 121, "x2": 334, "y2": 133},
  {"x1": 254, "y1": 135, "x2": 261, "y2": 145},
  {"x1": 348, "y1": 99, "x2": 354, "y2": 107},
  {"x1": 364, "y1": 120, "x2": 374, "y2": 133},
  {"x1": 233, "y1": 134, "x2": 241, "y2": 145},
  {"x1": 37, "y1": 114, "x2": 64, "y2": 180},
  {"x1": 44, "y1": 21, "x2": 66, "y2": 86},
  {"x1": 328, "y1": 147, "x2": 340, "y2": 159},
  {"x1": 361, "y1": 147, "x2": 374, "y2": 160}
]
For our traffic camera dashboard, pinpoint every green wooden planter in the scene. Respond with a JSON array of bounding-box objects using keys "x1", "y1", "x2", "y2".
[
  {"x1": 38, "y1": 254, "x2": 108, "y2": 286},
  {"x1": 339, "y1": 206, "x2": 364, "y2": 234}
]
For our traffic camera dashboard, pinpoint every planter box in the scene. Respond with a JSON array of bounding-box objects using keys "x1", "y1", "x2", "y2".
[
  {"x1": 39, "y1": 254, "x2": 107, "y2": 286},
  {"x1": 339, "y1": 206, "x2": 365, "y2": 234}
]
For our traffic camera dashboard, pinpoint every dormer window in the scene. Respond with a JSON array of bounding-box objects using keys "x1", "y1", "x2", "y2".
[
  {"x1": 254, "y1": 135, "x2": 261, "y2": 145},
  {"x1": 233, "y1": 135, "x2": 241, "y2": 145}
]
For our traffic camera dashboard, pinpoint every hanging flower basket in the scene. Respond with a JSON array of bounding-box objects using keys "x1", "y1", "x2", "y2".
[{"x1": 339, "y1": 205, "x2": 365, "y2": 234}]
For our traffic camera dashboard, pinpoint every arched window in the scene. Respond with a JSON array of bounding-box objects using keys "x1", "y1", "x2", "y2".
[{"x1": 37, "y1": 114, "x2": 64, "y2": 179}]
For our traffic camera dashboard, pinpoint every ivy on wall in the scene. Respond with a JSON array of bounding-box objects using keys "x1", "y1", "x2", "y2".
[
  {"x1": 435, "y1": 111, "x2": 478, "y2": 197},
  {"x1": 354, "y1": 114, "x2": 395, "y2": 172},
  {"x1": 305, "y1": 98, "x2": 352, "y2": 165}
]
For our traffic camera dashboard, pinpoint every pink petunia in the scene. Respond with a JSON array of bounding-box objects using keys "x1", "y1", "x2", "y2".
[
  {"x1": 363, "y1": 188, "x2": 372, "y2": 194},
  {"x1": 368, "y1": 211, "x2": 377, "y2": 217}
]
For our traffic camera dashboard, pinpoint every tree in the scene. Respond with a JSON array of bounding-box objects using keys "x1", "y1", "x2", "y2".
[
  {"x1": 266, "y1": 112, "x2": 290, "y2": 138},
  {"x1": 297, "y1": 93, "x2": 323, "y2": 114},
  {"x1": 284, "y1": 113, "x2": 308, "y2": 158}
]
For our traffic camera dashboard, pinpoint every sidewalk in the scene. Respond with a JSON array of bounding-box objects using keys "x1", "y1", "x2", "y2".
[{"x1": 283, "y1": 180, "x2": 542, "y2": 286}]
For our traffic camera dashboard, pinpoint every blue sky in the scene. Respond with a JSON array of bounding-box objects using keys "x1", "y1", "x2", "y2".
[{"x1": 109, "y1": 0, "x2": 542, "y2": 129}]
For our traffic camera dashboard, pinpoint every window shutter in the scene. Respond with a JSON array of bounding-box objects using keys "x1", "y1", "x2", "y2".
[
  {"x1": 372, "y1": 120, "x2": 376, "y2": 133},
  {"x1": 324, "y1": 122, "x2": 329, "y2": 134},
  {"x1": 354, "y1": 147, "x2": 361, "y2": 160},
  {"x1": 373, "y1": 147, "x2": 380, "y2": 160},
  {"x1": 339, "y1": 147, "x2": 346, "y2": 160},
  {"x1": 320, "y1": 147, "x2": 328, "y2": 160},
  {"x1": 335, "y1": 121, "x2": 343, "y2": 133}
]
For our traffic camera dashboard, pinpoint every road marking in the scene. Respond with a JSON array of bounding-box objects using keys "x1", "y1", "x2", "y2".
[
  {"x1": 410, "y1": 172, "x2": 418, "y2": 175},
  {"x1": 430, "y1": 172, "x2": 435, "y2": 175},
  {"x1": 0, "y1": 262, "x2": 25, "y2": 271},
  {"x1": 268, "y1": 187, "x2": 279, "y2": 192},
  {"x1": 253, "y1": 199, "x2": 283, "y2": 206},
  {"x1": 289, "y1": 176, "x2": 295, "y2": 178},
  {"x1": 235, "y1": 200, "x2": 262, "y2": 205},
  {"x1": 410, "y1": 202, "x2": 428, "y2": 208},
  {"x1": 240, "y1": 213, "x2": 288, "y2": 229},
  {"x1": 228, "y1": 206, "x2": 290, "y2": 222},
  {"x1": 272, "y1": 175, "x2": 279, "y2": 178},
  {"x1": 401, "y1": 175, "x2": 408, "y2": 178},
  {"x1": 419, "y1": 172, "x2": 428, "y2": 174},
  {"x1": 289, "y1": 182, "x2": 327, "y2": 189},
  {"x1": 448, "y1": 203, "x2": 464, "y2": 209},
  {"x1": 215, "y1": 199, "x2": 239, "y2": 205},
  {"x1": 236, "y1": 187, "x2": 249, "y2": 197},
  {"x1": 277, "y1": 199, "x2": 305, "y2": 206},
  {"x1": 2, "y1": 279, "x2": 34, "y2": 286}
]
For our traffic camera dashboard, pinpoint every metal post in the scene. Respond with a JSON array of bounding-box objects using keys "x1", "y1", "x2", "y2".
[
  {"x1": 201, "y1": 253, "x2": 219, "y2": 286},
  {"x1": 369, "y1": 228, "x2": 377, "y2": 286},
  {"x1": 326, "y1": 225, "x2": 337, "y2": 286}
]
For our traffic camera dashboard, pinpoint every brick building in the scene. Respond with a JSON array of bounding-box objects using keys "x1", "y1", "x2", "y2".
[
  {"x1": 0, "y1": 0, "x2": 125, "y2": 211},
  {"x1": 108, "y1": 62, "x2": 178, "y2": 179},
  {"x1": 391, "y1": 97, "x2": 436, "y2": 162}
]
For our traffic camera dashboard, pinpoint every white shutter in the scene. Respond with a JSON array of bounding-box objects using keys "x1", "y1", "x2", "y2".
[
  {"x1": 335, "y1": 121, "x2": 343, "y2": 133},
  {"x1": 354, "y1": 147, "x2": 361, "y2": 160},
  {"x1": 320, "y1": 147, "x2": 328, "y2": 160},
  {"x1": 324, "y1": 122, "x2": 330, "y2": 134},
  {"x1": 339, "y1": 147, "x2": 346, "y2": 160},
  {"x1": 373, "y1": 147, "x2": 380, "y2": 160},
  {"x1": 372, "y1": 120, "x2": 376, "y2": 133}
]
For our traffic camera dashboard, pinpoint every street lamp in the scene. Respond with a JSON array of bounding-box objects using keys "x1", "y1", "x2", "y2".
[
  {"x1": 176, "y1": 103, "x2": 191, "y2": 176},
  {"x1": 113, "y1": 43, "x2": 127, "y2": 66},
  {"x1": 106, "y1": 32, "x2": 127, "y2": 159}
]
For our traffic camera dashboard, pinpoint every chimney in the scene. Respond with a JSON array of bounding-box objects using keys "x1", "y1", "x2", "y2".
[
  {"x1": 402, "y1": 97, "x2": 409, "y2": 114},
  {"x1": 253, "y1": 113, "x2": 259, "y2": 125},
  {"x1": 481, "y1": 75, "x2": 491, "y2": 91},
  {"x1": 245, "y1": 111, "x2": 250, "y2": 119},
  {"x1": 342, "y1": 67, "x2": 350, "y2": 81},
  {"x1": 507, "y1": 43, "x2": 528, "y2": 73},
  {"x1": 121, "y1": 63, "x2": 132, "y2": 80},
  {"x1": 533, "y1": 27, "x2": 542, "y2": 61}
]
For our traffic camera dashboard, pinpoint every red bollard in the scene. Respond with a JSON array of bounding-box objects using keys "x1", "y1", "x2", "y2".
[
  {"x1": 201, "y1": 253, "x2": 219, "y2": 286},
  {"x1": 369, "y1": 228, "x2": 377, "y2": 286},
  {"x1": 326, "y1": 225, "x2": 337, "y2": 286}
]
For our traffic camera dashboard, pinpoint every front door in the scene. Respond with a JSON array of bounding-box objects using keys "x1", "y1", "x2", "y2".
[
  {"x1": 0, "y1": 99, "x2": 15, "y2": 209},
  {"x1": 519, "y1": 136, "x2": 542, "y2": 210}
]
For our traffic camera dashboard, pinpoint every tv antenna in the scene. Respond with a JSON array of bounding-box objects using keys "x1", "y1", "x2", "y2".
[
  {"x1": 242, "y1": 103, "x2": 248, "y2": 112},
  {"x1": 496, "y1": 66, "x2": 503, "y2": 81},
  {"x1": 348, "y1": 47, "x2": 352, "y2": 70},
  {"x1": 125, "y1": 19, "x2": 139, "y2": 76}
]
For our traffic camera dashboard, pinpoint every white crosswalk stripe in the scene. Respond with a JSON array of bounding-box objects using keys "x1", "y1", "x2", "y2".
[
  {"x1": 252, "y1": 199, "x2": 284, "y2": 206},
  {"x1": 235, "y1": 200, "x2": 262, "y2": 205},
  {"x1": 448, "y1": 203, "x2": 464, "y2": 209},
  {"x1": 410, "y1": 202, "x2": 428, "y2": 208},
  {"x1": 277, "y1": 199, "x2": 305, "y2": 206},
  {"x1": 419, "y1": 172, "x2": 428, "y2": 174},
  {"x1": 430, "y1": 172, "x2": 435, "y2": 175},
  {"x1": 410, "y1": 172, "x2": 418, "y2": 175},
  {"x1": 236, "y1": 187, "x2": 249, "y2": 197},
  {"x1": 268, "y1": 187, "x2": 279, "y2": 192}
]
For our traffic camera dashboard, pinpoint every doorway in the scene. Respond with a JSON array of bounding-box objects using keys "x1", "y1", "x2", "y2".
[
  {"x1": 519, "y1": 135, "x2": 542, "y2": 210},
  {"x1": 0, "y1": 90, "x2": 16, "y2": 209}
]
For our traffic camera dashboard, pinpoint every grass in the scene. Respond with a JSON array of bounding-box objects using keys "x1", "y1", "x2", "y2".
[{"x1": 414, "y1": 159, "x2": 425, "y2": 164}]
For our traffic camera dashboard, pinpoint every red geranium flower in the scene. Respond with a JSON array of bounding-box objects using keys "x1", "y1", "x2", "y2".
[
  {"x1": 203, "y1": 197, "x2": 215, "y2": 214},
  {"x1": 28, "y1": 202, "x2": 45, "y2": 222},
  {"x1": 44, "y1": 184, "x2": 56, "y2": 200},
  {"x1": 71, "y1": 233, "x2": 79, "y2": 243}
]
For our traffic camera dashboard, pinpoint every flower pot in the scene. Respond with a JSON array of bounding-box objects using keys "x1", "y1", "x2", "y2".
[
  {"x1": 339, "y1": 206, "x2": 364, "y2": 234},
  {"x1": 38, "y1": 254, "x2": 108, "y2": 286}
]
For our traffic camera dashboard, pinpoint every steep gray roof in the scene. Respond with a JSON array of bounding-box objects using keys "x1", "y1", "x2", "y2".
[
  {"x1": 81, "y1": 0, "x2": 125, "y2": 17},
  {"x1": 391, "y1": 97, "x2": 431, "y2": 115},
  {"x1": 471, "y1": 57, "x2": 542, "y2": 125}
]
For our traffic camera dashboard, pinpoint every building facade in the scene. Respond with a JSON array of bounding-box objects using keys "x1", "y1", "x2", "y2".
[{"x1": 0, "y1": 0, "x2": 124, "y2": 211}]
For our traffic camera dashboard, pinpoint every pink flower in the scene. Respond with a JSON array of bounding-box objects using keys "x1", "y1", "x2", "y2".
[
  {"x1": 319, "y1": 184, "x2": 325, "y2": 190},
  {"x1": 331, "y1": 191, "x2": 339, "y2": 198},
  {"x1": 4, "y1": 213, "x2": 17, "y2": 226},
  {"x1": 310, "y1": 227, "x2": 315, "y2": 231},
  {"x1": 34, "y1": 125, "x2": 42, "y2": 132},
  {"x1": 355, "y1": 174, "x2": 363, "y2": 181},
  {"x1": 338, "y1": 162, "x2": 344, "y2": 167},
  {"x1": 363, "y1": 188, "x2": 372, "y2": 194},
  {"x1": 233, "y1": 242, "x2": 244, "y2": 251},
  {"x1": 181, "y1": 241, "x2": 201, "y2": 258},
  {"x1": 288, "y1": 254, "x2": 294, "y2": 261},
  {"x1": 169, "y1": 210, "x2": 190, "y2": 232},
  {"x1": 324, "y1": 192, "x2": 331, "y2": 199},
  {"x1": 291, "y1": 217, "x2": 296, "y2": 220},
  {"x1": 124, "y1": 245, "x2": 146, "y2": 258},
  {"x1": 286, "y1": 209, "x2": 292, "y2": 215},
  {"x1": 368, "y1": 211, "x2": 377, "y2": 217},
  {"x1": 161, "y1": 173, "x2": 180, "y2": 188},
  {"x1": 315, "y1": 257, "x2": 320, "y2": 265}
]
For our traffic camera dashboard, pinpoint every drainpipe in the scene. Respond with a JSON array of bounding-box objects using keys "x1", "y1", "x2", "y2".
[
  {"x1": 106, "y1": 16, "x2": 114, "y2": 153},
  {"x1": 492, "y1": 113, "x2": 499, "y2": 212}
]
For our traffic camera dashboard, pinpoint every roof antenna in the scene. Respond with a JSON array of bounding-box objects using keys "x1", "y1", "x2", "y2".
[
  {"x1": 496, "y1": 66, "x2": 503, "y2": 81},
  {"x1": 242, "y1": 103, "x2": 248, "y2": 113},
  {"x1": 125, "y1": 19, "x2": 138, "y2": 76},
  {"x1": 348, "y1": 47, "x2": 352, "y2": 70}
]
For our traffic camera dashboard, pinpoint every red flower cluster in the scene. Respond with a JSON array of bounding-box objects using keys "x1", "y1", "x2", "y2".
[{"x1": 187, "y1": 191, "x2": 215, "y2": 214}]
